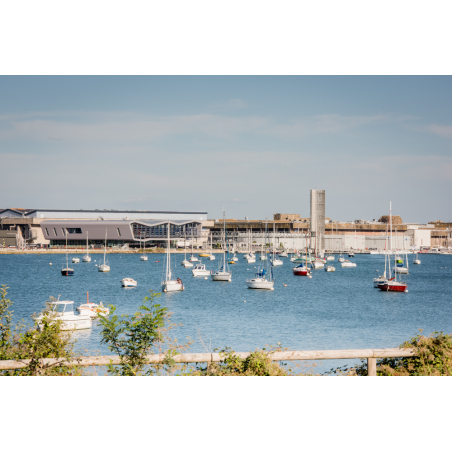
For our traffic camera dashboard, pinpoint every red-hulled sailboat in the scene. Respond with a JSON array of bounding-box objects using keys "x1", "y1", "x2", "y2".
[
  {"x1": 378, "y1": 276, "x2": 408, "y2": 292},
  {"x1": 293, "y1": 234, "x2": 312, "y2": 276}
]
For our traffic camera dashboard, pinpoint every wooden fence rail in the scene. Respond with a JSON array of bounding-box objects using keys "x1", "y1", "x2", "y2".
[{"x1": 0, "y1": 348, "x2": 416, "y2": 375}]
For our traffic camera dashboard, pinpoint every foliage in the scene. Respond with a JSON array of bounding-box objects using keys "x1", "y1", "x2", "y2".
[
  {"x1": 0, "y1": 286, "x2": 82, "y2": 376},
  {"x1": 329, "y1": 331, "x2": 452, "y2": 376},
  {"x1": 98, "y1": 290, "x2": 193, "y2": 376},
  {"x1": 187, "y1": 345, "x2": 296, "y2": 376}
]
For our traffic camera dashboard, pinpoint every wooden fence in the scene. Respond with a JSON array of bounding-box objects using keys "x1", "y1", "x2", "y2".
[{"x1": 0, "y1": 348, "x2": 416, "y2": 375}]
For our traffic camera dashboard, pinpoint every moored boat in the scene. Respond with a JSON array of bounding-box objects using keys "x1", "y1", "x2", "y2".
[
  {"x1": 121, "y1": 277, "x2": 137, "y2": 287},
  {"x1": 292, "y1": 264, "x2": 311, "y2": 276}
]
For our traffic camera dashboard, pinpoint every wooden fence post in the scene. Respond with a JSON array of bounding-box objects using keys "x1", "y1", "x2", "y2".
[{"x1": 367, "y1": 358, "x2": 376, "y2": 376}]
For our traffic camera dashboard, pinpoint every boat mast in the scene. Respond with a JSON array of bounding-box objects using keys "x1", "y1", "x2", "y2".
[
  {"x1": 86, "y1": 231, "x2": 89, "y2": 256},
  {"x1": 103, "y1": 230, "x2": 107, "y2": 265},
  {"x1": 167, "y1": 222, "x2": 170, "y2": 280},
  {"x1": 390, "y1": 201, "x2": 392, "y2": 252},
  {"x1": 65, "y1": 229, "x2": 68, "y2": 267}
]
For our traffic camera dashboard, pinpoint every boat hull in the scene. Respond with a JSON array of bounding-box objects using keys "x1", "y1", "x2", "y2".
[
  {"x1": 82, "y1": 255, "x2": 91, "y2": 262},
  {"x1": 379, "y1": 282, "x2": 408, "y2": 292},
  {"x1": 292, "y1": 268, "x2": 311, "y2": 276},
  {"x1": 98, "y1": 265, "x2": 110, "y2": 272},
  {"x1": 211, "y1": 272, "x2": 232, "y2": 281},
  {"x1": 61, "y1": 268, "x2": 74, "y2": 276},
  {"x1": 394, "y1": 268, "x2": 409, "y2": 274},
  {"x1": 140, "y1": 256, "x2": 148, "y2": 261},
  {"x1": 192, "y1": 270, "x2": 211, "y2": 277},
  {"x1": 162, "y1": 281, "x2": 184, "y2": 292},
  {"x1": 246, "y1": 279, "x2": 274, "y2": 290}
]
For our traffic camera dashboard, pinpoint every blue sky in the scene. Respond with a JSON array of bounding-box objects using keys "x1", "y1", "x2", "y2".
[{"x1": 1, "y1": 76, "x2": 451, "y2": 222}]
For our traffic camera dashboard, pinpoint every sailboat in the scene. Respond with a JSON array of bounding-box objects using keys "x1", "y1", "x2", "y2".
[
  {"x1": 82, "y1": 232, "x2": 91, "y2": 262},
  {"x1": 394, "y1": 252, "x2": 409, "y2": 274},
  {"x1": 293, "y1": 234, "x2": 312, "y2": 276},
  {"x1": 379, "y1": 251, "x2": 408, "y2": 292},
  {"x1": 181, "y1": 227, "x2": 193, "y2": 267},
  {"x1": 211, "y1": 211, "x2": 232, "y2": 282},
  {"x1": 140, "y1": 230, "x2": 148, "y2": 261},
  {"x1": 209, "y1": 233, "x2": 216, "y2": 260},
  {"x1": 260, "y1": 239, "x2": 267, "y2": 260},
  {"x1": 98, "y1": 230, "x2": 110, "y2": 272},
  {"x1": 246, "y1": 232, "x2": 256, "y2": 264},
  {"x1": 270, "y1": 222, "x2": 283, "y2": 266},
  {"x1": 247, "y1": 221, "x2": 274, "y2": 289},
  {"x1": 162, "y1": 222, "x2": 184, "y2": 292},
  {"x1": 189, "y1": 226, "x2": 199, "y2": 262},
  {"x1": 61, "y1": 229, "x2": 74, "y2": 276},
  {"x1": 413, "y1": 253, "x2": 421, "y2": 265},
  {"x1": 374, "y1": 220, "x2": 389, "y2": 287}
]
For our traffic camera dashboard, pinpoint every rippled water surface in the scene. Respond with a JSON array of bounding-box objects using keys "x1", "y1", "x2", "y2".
[{"x1": 2, "y1": 252, "x2": 452, "y2": 373}]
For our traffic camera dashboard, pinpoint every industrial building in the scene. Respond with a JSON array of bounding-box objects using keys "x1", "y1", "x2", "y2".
[{"x1": 0, "y1": 208, "x2": 208, "y2": 248}]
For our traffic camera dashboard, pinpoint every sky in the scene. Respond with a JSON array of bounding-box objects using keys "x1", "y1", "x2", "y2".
[{"x1": 1, "y1": 75, "x2": 451, "y2": 223}]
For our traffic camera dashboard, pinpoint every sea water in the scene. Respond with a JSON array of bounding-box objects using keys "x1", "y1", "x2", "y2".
[{"x1": 1, "y1": 253, "x2": 451, "y2": 374}]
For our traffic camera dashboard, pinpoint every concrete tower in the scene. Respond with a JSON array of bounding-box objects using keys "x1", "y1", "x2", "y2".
[{"x1": 310, "y1": 189, "x2": 325, "y2": 252}]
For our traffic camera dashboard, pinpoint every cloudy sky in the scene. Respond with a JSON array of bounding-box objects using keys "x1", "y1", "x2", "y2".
[{"x1": 1, "y1": 76, "x2": 451, "y2": 222}]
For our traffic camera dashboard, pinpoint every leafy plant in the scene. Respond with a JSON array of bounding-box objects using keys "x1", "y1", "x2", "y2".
[{"x1": 0, "y1": 286, "x2": 82, "y2": 376}]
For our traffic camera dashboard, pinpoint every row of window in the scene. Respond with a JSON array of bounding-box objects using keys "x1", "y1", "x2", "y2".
[{"x1": 45, "y1": 227, "x2": 122, "y2": 237}]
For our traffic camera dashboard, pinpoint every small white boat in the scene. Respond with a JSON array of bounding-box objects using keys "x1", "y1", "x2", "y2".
[
  {"x1": 338, "y1": 255, "x2": 345, "y2": 263},
  {"x1": 37, "y1": 300, "x2": 92, "y2": 331},
  {"x1": 72, "y1": 257, "x2": 80, "y2": 263},
  {"x1": 259, "y1": 254, "x2": 267, "y2": 260},
  {"x1": 327, "y1": 256, "x2": 335, "y2": 261},
  {"x1": 413, "y1": 258, "x2": 421, "y2": 264},
  {"x1": 98, "y1": 230, "x2": 110, "y2": 272},
  {"x1": 121, "y1": 278, "x2": 137, "y2": 287},
  {"x1": 325, "y1": 265, "x2": 336, "y2": 272},
  {"x1": 211, "y1": 270, "x2": 232, "y2": 281},
  {"x1": 394, "y1": 267, "x2": 409, "y2": 274},
  {"x1": 209, "y1": 254, "x2": 216, "y2": 260},
  {"x1": 189, "y1": 254, "x2": 199, "y2": 262},
  {"x1": 246, "y1": 257, "x2": 256, "y2": 263},
  {"x1": 312, "y1": 260, "x2": 325, "y2": 269},
  {"x1": 211, "y1": 211, "x2": 232, "y2": 282},
  {"x1": 181, "y1": 259, "x2": 193, "y2": 267},
  {"x1": 232, "y1": 254, "x2": 238, "y2": 262},
  {"x1": 271, "y1": 259, "x2": 283, "y2": 266},
  {"x1": 140, "y1": 255, "x2": 148, "y2": 261},
  {"x1": 279, "y1": 251, "x2": 288, "y2": 257},
  {"x1": 192, "y1": 263, "x2": 211, "y2": 277},
  {"x1": 348, "y1": 252, "x2": 355, "y2": 257},
  {"x1": 77, "y1": 302, "x2": 109, "y2": 318},
  {"x1": 341, "y1": 261, "x2": 357, "y2": 267},
  {"x1": 82, "y1": 232, "x2": 91, "y2": 262},
  {"x1": 162, "y1": 222, "x2": 184, "y2": 292},
  {"x1": 373, "y1": 276, "x2": 387, "y2": 288},
  {"x1": 246, "y1": 277, "x2": 274, "y2": 290}
]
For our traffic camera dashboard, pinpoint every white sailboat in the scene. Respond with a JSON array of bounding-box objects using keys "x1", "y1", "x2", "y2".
[
  {"x1": 140, "y1": 231, "x2": 148, "y2": 261},
  {"x1": 98, "y1": 230, "x2": 110, "y2": 272},
  {"x1": 247, "y1": 220, "x2": 274, "y2": 290},
  {"x1": 181, "y1": 228, "x2": 193, "y2": 267},
  {"x1": 270, "y1": 222, "x2": 283, "y2": 266},
  {"x1": 189, "y1": 226, "x2": 199, "y2": 262},
  {"x1": 259, "y1": 240, "x2": 267, "y2": 260},
  {"x1": 413, "y1": 253, "x2": 421, "y2": 265},
  {"x1": 209, "y1": 233, "x2": 215, "y2": 260},
  {"x1": 82, "y1": 232, "x2": 91, "y2": 262},
  {"x1": 211, "y1": 211, "x2": 232, "y2": 282},
  {"x1": 162, "y1": 222, "x2": 184, "y2": 292}
]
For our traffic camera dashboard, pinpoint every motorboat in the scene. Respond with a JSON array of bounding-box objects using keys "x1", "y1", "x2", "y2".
[
  {"x1": 341, "y1": 261, "x2": 356, "y2": 267},
  {"x1": 192, "y1": 263, "x2": 211, "y2": 277},
  {"x1": 37, "y1": 300, "x2": 92, "y2": 331},
  {"x1": 246, "y1": 257, "x2": 256, "y2": 263},
  {"x1": 121, "y1": 278, "x2": 137, "y2": 287},
  {"x1": 162, "y1": 222, "x2": 184, "y2": 292},
  {"x1": 209, "y1": 254, "x2": 216, "y2": 261},
  {"x1": 259, "y1": 254, "x2": 267, "y2": 260},
  {"x1": 325, "y1": 265, "x2": 336, "y2": 272},
  {"x1": 72, "y1": 257, "x2": 80, "y2": 263},
  {"x1": 246, "y1": 277, "x2": 274, "y2": 290},
  {"x1": 326, "y1": 255, "x2": 335, "y2": 261},
  {"x1": 348, "y1": 252, "x2": 355, "y2": 257},
  {"x1": 140, "y1": 255, "x2": 148, "y2": 261},
  {"x1": 338, "y1": 255, "x2": 345, "y2": 263},
  {"x1": 198, "y1": 253, "x2": 210, "y2": 258},
  {"x1": 82, "y1": 232, "x2": 91, "y2": 262},
  {"x1": 77, "y1": 301, "x2": 109, "y2": 318},
  {"x1": 292, "y1": 264, "x2": 311, "y2": 276},
  {"x1": 271, "y1": 258, "x2": 283, "y2": 266},
  {"x1": 98, "y1": 230, "x2": 110, "y2": 272},
  {"x1": 312, "y1": 260, "x2": 324, "y2": 269},
  {"x1": 181, "y1": 259, "x2": 193, "y2": 267},
  {"x1": 228, "y1": 260, "x2": 236, "y2": 264},
  {"x1": 279, "y1": 250, "x2": 288, "y2": 257}
]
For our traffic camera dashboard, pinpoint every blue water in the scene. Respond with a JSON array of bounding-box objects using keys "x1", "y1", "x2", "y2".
[{"x1": 1, "y1": 252, "x2": 452, "y2": 373}]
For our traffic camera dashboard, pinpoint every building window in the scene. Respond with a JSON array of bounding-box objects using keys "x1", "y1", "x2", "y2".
[
  {"x1": 53, "y1": 228, "x2": 57, "y2": 236},
  {"x1": 117, "y1": 228, "x2": 121, "y2": 237},
  {"x1": 62, "y1": 228, "x2": 66, "y2": 236},
  {"x1": 67, "y1": 228, "x2": 82, "y2": 234},
  {"x1": 45, "y1": 228, "x2": 49, "y2": 236}
]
